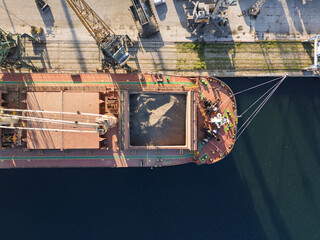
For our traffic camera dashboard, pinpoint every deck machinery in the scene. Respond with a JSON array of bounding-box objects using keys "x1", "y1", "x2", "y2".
[
  {"x1": 66, "y1": 0, "x2": 132, "y2": 68},
  {"x1": 0, "y1": 28, "x2": 37, "y2": 71},
  {"x1": 0, "y1": 91, "x2": 118, "y2": 150}
]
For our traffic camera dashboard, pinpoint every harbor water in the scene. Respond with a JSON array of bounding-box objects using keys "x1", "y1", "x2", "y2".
[{"x1": 0, "y1": 77, "x2": 319, "y2": 240}]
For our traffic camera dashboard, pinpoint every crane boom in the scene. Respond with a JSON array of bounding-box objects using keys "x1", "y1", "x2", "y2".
[
  {"x1": 66, "y1": 0, "x2": 131, "y2": 67},
  {"x1": 0, "y1": 108, "x2": 118, "y2": 135},
  {"x1": 66, "y1": 0, "x2": 114, "y2": 44}
]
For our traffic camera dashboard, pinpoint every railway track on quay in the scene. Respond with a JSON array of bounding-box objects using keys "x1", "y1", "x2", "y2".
[{"x1": 17, "y1": 40, "x2": 314, "y2": 76}]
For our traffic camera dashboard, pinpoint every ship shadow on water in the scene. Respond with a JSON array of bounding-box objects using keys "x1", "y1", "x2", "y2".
[
  {"x1": 235, "y1": 132, "x2": 292, "y2": 239},
  {"x1": 0, "y1": 77, "x2": 320, "y2": 239},
  {"x1": 285, "y1": 79, "x2": 320, "y2": 223},
  {"x1": 222, "y1": 77, "x2": 291, "y2": 239},
  {"x1": 226, "y1": 76, "x2": 320, "y2": 240},
  {"x1": 0, "y1": 161, "x2": 268, "y2": 240}
]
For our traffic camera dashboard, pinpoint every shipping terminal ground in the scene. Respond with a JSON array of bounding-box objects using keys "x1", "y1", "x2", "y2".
[{"x1": 0, "y1": 0, "x2": 319, "y2": 168}]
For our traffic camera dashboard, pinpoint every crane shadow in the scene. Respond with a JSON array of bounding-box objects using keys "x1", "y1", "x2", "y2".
[
  {"x1": 154, "y1": 2, "x2": 168, "y2": 21},
  {"x1": 30, "y1": 34, "x2": 52, "y2": 71},
  {"x1": 139, "y1": 32, "x2": 166, "y2": 73},
  {"x1": 60, "y1": 0, "x2": 88, "y2": 72},
  {"x1": 1, "y1": 0, "x2": 16, "y2": 33}
]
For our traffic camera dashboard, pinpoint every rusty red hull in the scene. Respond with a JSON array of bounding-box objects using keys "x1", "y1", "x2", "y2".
[{"x1": 0, "y1": 73, "x2": 237, "y2": 168}]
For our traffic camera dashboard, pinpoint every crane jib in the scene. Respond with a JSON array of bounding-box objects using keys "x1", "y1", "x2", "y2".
[{"x1": 65, "y1": 0, "x2": 130, "y2": 67}]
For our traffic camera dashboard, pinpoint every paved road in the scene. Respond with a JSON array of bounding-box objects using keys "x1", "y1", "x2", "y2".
[
  {"x1": 21, "y1": 40, "x2": 313, "y2": 76},
  {"x1": 1, "y1": 0, "x2": 319, "y2": 42},
  {"x1": 1, "y1": 0, "x2": 318, "y2": 76}
]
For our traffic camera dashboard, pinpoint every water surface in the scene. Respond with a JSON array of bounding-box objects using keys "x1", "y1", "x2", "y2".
[{"x1": 0, "y1": 77, "x2": 319, "y2": 240}]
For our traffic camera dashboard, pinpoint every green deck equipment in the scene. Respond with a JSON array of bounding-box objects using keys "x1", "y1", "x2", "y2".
[{"x1": 0, "y1": 28, "x2": 38, "y2": 71}]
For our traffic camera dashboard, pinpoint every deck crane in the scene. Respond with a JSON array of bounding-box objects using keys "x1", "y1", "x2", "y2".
[
  {"x1": 0, "y1": 108, "x2": 118, "y2": 135},
  {"x1": 65, "y1": 0, "x2": 131, "y2": 68}
]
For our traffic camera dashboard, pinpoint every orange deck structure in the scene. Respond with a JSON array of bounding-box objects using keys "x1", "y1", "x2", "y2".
[
  {"x1": 0, "y1": 73, "x2": 237, "y2": 168},
  {"x1": 26, "y1": 91, "x2": 101, "y2": 150}
]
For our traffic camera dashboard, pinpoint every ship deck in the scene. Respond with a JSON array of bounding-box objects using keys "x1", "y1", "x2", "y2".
[
  {"x1": 196, "y1": 77, "x2": 237, "y2": 164},
  {"x1": 0, "y1": 73, "x2": 236, "y2": 168}
]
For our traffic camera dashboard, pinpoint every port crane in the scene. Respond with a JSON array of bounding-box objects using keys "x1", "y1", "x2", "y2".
[
  {"x1": 186, "y1": 0, "x2": 230, "y2": 34},
  {"x1": 0, "y1": 28, "x2": 38, "y2": 71},
  {"x1": 0, "y1": 108, "x2": 117, "y2": 135},
  {"x1": 65, "y1": 0, "x2": 132, "y2": 68},
  {"x1": 304, "y1": 35, "x2": 320, "y2": 71}
]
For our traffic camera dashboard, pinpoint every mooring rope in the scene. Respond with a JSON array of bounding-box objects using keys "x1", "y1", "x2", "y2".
[
  {"x1": 234, "y1": 76, "x2": 284, "y2": 96},
  {"x1": 238, "y1": 78, "x2": 284, "y2": 117},
  {"x1": 237, "y1": 80, "x2": 280, "y2": 134},
  {"x1": 235, "y1": 75, "x2": 286, "y2": 141},
  {"x1": 213, "y1": 76, "x2": 285, "y2": 115}
]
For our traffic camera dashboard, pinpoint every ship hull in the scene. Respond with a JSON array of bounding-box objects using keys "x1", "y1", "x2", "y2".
[{"x1": 0, "y1": 73, "x2": 237, "y2": 168}]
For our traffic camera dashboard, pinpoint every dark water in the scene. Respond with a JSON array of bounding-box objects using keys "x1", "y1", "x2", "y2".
[{"x1": 0, "y1": 77, "x2": 320, "y2": 240}]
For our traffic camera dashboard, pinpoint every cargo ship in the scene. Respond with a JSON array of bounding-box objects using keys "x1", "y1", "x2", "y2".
[{"x1": 0, "y1": 73, "x2": 237, "y2": 168}]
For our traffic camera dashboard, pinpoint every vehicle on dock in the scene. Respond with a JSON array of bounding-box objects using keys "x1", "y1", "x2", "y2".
[
  {"x1": 35, "y1": 0, "x2": 50, "y2": 13},
  {"x1": 130, "y1": 0, "x2": 160, "y2": 37},
  {"x1": 154, "y1": 0, "x2": 166, "y2": 6}
]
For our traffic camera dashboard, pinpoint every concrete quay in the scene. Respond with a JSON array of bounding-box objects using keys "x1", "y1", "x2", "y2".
[{"x1": 0, "y1": 0, "x2": 319, "y2": 76}]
